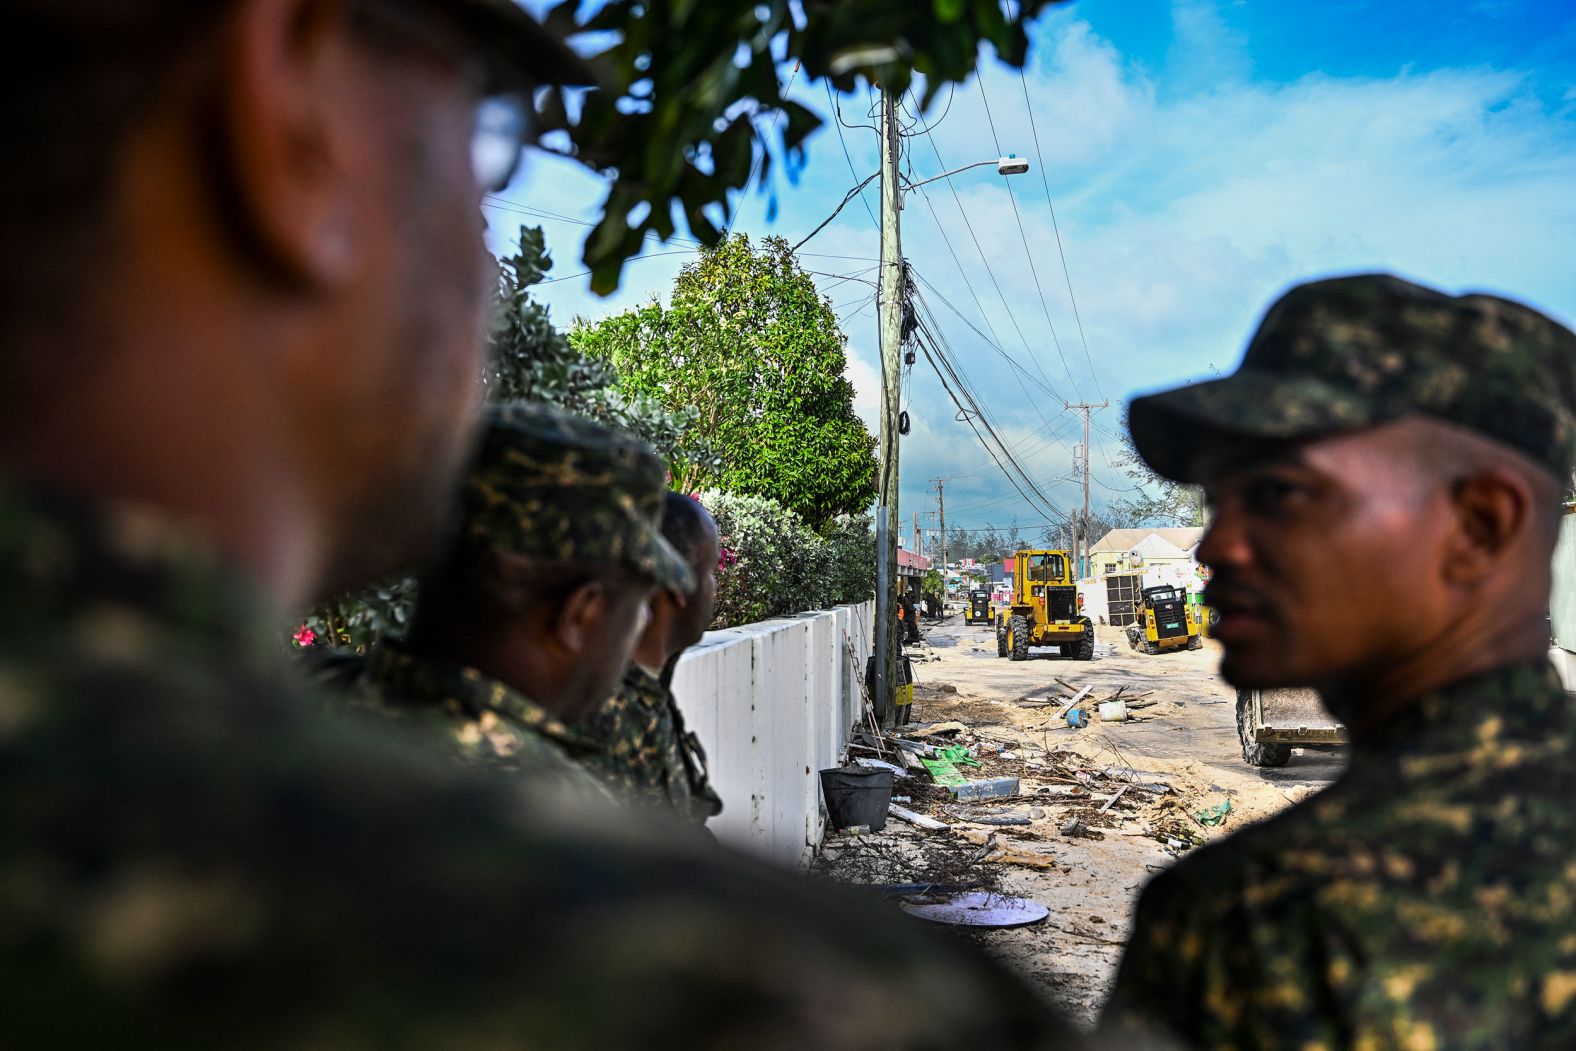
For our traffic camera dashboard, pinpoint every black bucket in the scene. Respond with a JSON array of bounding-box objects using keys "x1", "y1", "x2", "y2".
[{"x1": 819, "y1": 766, "x2": 894, "y2": 831}]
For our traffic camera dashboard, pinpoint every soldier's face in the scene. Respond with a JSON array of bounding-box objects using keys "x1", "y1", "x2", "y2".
[
  {"x1": 1196, "y1": 422, "x2": 1455, "y2": 704},
  {"x1": 676, "y1": 523, "x2": 721, "y2": 649},
  {"x1": 589, "y1": 582, "x2": 658, "y2": 703},
  {"x1": 307, "y1": 14, "x2": 505, "y2": 593}
]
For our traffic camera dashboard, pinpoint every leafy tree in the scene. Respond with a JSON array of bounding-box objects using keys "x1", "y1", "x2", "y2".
[
  {"x1": 542, "y1": 0, "x2": 1074, "y2": 291},
  {"x1": 1108, "y1": 420, "x2": 1205, "y2": 527},
  {"x1": 488, "y1": 227, "x2": 714, "y2": 471},
  {"x1": 572, "y1": 235, "x2": 877, "y2": 529}
]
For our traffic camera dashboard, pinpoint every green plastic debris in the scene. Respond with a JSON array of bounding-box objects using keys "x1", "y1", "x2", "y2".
[
  {"x1": 920, "y1": 757, "x2": 970, "y2": 787},
  {"x1": 1194, "y1": 799, "x2": 1233, "y2": 827},
  {"x1": 932, "y1": 744, "x2": 982, "y2": 768}
]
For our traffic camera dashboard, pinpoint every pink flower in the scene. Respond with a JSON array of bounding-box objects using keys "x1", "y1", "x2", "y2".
[
  {"x1": 292, "y1": 625, "x2": 317, "y2": 648},
  {"x1": 717, "y1": 546, "x2": 739, "y2": 570}
]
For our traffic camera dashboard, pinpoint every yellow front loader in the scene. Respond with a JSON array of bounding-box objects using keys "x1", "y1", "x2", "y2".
[{"x1": 993, "y1": 549, "x2": 1094, "y2": 662}]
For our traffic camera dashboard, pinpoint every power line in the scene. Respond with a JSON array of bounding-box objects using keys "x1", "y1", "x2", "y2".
[
  {"x1": 975, "y1": 68, "x2": 1082, "y2": 399},
  {"x1": 482, "y1": 197, "x2": 704, "y2": 248},
  {"x1": 533, "y1": 250, "x2": 698, "y2": 285},
  {"x1": 827, "y1": 81, "x2": 880, "y2": 229},
  {"x1": 726, "y1": 62, "x2": 801, "y2": 236},
  {"x1": 908, "y1": 283, "x2": 1073, "y2": 528},
  {"x1": 1018, "y1": 66, "x2": 1106, "y2": 400},
  {"x1": 909, "y1": 102, "x2": 1069, "y2": 409},
  {"x1": 791, "y1": 171, "x2": 880, "y2": 251}
]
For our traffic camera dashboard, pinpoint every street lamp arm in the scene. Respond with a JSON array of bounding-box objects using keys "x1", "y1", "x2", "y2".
[
  {"x1": 903, "y1": 156, "x2": 1030, "y2": 195},
  {"x1": 904, "y1": 159, "x2": 996, "y2": 192}
]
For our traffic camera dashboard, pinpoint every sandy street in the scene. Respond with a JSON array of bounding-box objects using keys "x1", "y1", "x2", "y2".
[{"x1": 817, "y1": 612, "x2": 1346, "y2": 1028}]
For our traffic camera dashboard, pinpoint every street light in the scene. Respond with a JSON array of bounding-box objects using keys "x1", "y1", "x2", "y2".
[
  {"x1": 870, "y1": 131, "x2": 1030, "y2": 725},
  {"x1": 903, "y1": 155, "x2": 1031, "y2": 196}
]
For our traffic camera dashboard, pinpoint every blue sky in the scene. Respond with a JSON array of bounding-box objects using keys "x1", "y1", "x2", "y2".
[{"x1": 491, "y1": 0, "x2": 1576, "y2": 539}]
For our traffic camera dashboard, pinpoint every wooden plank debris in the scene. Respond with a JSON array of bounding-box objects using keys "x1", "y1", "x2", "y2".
[
  {"x1": 1054, "y1": 686, "x2": 1093, "y2": 719},
  {"x1": 889, "y1": 804, "x2": 949, "y2": 831},
  {"x1": 1097, "y1": 785, "x2": 1130, "y2": 814}
]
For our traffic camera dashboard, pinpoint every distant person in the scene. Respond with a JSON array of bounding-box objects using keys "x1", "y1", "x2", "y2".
[
  {"x1": 585, "y1": 492, "x2": 724, "y2": 822},
  {"x1": 0, "y1": 1, "x2": 1090, "y2": 1045},
  {"x1": 348, "y1": 404, "x2": 691, "y2": 800},
  {"x1": 1104, "y1": 274, "x2": 1576, "y2": 1049}
]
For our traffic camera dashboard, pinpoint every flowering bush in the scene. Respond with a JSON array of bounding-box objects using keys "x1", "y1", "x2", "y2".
[{"x1": 696, "y1": 490, "x2": 873, "y2": 629}]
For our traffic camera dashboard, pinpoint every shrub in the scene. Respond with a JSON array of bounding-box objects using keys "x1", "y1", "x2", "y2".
[{"x1": 698, "y1": 491, "x2": 873, "y2": 629}]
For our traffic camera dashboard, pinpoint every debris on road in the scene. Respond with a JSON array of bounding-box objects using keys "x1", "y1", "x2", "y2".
[
  {"x1": 899, "y1": 890, "x2": 1049, "y2": 928},
  {"x1": 950, "y1": 776, "x2": 1021, "y2": 801},
  {"x1": 889, "y1": 803, "x2": 948, "y2": 831},
  {"x1": 1194, "y1": 799, "x2": 1234, "y2": 827},
  {"x1": 1097, "y1": 785, "x2": 1130, "y2": 814}
]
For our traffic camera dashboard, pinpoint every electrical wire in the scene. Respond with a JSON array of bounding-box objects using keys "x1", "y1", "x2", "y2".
[
  {"x1": 791, "y1": 171, "x2": 880, "y2": 251},
  {"x1": 909, "y1": 286, "x2": 1073, "y2": 528},
  {"x1": 909, "y1": 103, "x2": 1068, "y2": 409},
  {"x1": 975, "y1": 69, "x2": 1082, "y2": 399},
  {"x1": 533, "y1": 250, "x2": 699, "y2": 284},
  {"x1": 726, "y1": 61, "x2": 801, "y2": 236},
  {"x1": 482, "y1": 198, "x2": 706, "y2": 249},
  {"x1": 1018, "y1": 66, "x2": 1106, "y2": 400},
  {"x1": 828, "y1": 80, "x2": 880, "y2": 229}
]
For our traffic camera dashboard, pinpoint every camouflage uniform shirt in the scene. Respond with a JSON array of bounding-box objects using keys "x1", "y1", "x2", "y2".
[
  {"x1": 1105, "y1": 659, "x2": 1576, "y2": 1050},
  {"x1": 0, "y1": 481, "x2": 1087, "y2": 1047},
  {"x1": 358, "y1": 640, "x2": 611, "y2": 802},
  {"x1": 586, "y1": 664, "x2": 723, "y2": 822}
]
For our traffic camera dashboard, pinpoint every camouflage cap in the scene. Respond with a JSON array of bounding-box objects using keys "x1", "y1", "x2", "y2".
[
  {"x1": 459, "y1": 404, "x2": 694, "y2": 594},
  {"x1": 1129, "y1": 274, "x2": 1576, "y2": 482}
]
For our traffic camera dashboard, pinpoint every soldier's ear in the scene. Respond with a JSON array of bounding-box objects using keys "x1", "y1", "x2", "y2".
[
  {"x1": 554, "y1": 579, "x2": 608, "y2": 654},
  {"x1": 216, "y1": 0, "x2": 367, "y2": 289},
  {"x1": 1442, "y1": 468, "x2": 1531, "y2": 584}
]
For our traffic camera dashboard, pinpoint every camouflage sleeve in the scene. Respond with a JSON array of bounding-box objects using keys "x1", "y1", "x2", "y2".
[{"x1": 1103, "y1": 853, "x2": 1361, "y2": 1050}]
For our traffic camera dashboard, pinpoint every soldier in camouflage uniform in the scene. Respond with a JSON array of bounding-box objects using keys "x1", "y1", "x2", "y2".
[
  {"x1": 1103, "y1": 274, "x2": 1576, "y2": 1049},
  {"x1": 585, "y1": 492, "x2": 725, "y2": 821},
  {"x1": 348, "y1": 402, "x2": 694, "y2": 800},
  {"x1": 0, "y1": 1, "x2": 1093, "y2": 1045}
]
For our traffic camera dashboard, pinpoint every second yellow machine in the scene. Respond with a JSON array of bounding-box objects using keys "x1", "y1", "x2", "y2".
[{"x1": 994, "y1": 549, "x2": 1095, "y2": 662}]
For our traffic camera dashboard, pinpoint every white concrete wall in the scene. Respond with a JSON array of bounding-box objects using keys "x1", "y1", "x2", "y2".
[{"x1": 669, "y1": 600, "x2": 873, "y2": 868}]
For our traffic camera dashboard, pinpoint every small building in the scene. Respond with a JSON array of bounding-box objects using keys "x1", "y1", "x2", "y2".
[
  {"x1": 1082, "y1": 527, "x2": 1206, "y2": 627},
  {"x1": 1086, "y1": 528, "x2": 1204, "y2": 580}
]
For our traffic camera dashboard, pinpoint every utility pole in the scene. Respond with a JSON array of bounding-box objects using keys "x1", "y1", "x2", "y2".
[
  {"x1": 1065, "y1": 401, "x2": 1108, "y2": 578},
  {"x1": 872, "y1": 87, "x2": 904, "y2": 722},
  {"x1": 931, "y1": 477, "x2": 948, "y2": 589}
]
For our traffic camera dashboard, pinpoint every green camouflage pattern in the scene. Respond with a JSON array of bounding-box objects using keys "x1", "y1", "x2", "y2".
[
  {"x1": 352, "y1": 641, "x2": 614, "y2": 803},
  {"x1": 585, "y1": 665, "x2": 724, "y2": 822},
  {"x1": 0, "y1": 480, "x2": 1086, "y2": 1047},
  {"x1": 1130, "y1": 274, "x2": 1576, "y2": 482},
  {"x1": 1104, "y1": 659, "x2": 1576, "y2": 1050},
  {"x1": 462, "y1": 402, "x2": 693, "y2": 592}
]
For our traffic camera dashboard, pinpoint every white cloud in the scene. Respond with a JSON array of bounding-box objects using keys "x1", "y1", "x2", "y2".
[{"x1": 518, "y1": 12, "x2": 1576, "y2": 529}]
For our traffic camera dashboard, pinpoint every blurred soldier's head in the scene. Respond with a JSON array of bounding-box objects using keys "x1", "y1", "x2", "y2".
[
  {"x1": 0, "y1": 1, "x2": 587, "y2": 608},
  {"x1": 409, "y1": 404, "x2": 695, "y2": 720},
  {"x1": 632, "y1": 494, "x2": 720, "y2": 673},
  {"x1": 1129, "y1": 274, "x2": 1576, "y2": 728}
]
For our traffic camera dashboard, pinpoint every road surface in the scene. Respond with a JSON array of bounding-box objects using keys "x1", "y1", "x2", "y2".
[{"x1": 820, "y1": 613, "x2": 1345, "y2": 1027}]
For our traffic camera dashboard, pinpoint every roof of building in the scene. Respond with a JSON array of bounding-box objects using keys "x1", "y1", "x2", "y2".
[{"x1": 1087, "y1": 527, "x2": 1204, "y2": 556}]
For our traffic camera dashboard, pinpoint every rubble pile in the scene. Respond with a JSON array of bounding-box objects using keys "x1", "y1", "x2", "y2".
[{"x1": 841, "y1": 695, "x2": 1211, "y2": 866}]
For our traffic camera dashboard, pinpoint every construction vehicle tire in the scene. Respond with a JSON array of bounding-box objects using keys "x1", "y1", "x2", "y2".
[
  {"x1": 1008, "y1": 615, "x2": 1030, "y2": 662},
  {"x1": 1187, "y1": 634, "x2": 1203, "y2": 651},
  {"x1": 1074, "y1": 620, "x2": 1095, "y2": 661},
  {"x1": 1144, "y1": 640, "x2": 1160, "y2": 655},
  {"x1": 1237, "y1": 688, "x2": 1293, "y2": 767},
  {"x1": 995, "y1": 616, "x2": 1008, "y2": 658}
]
